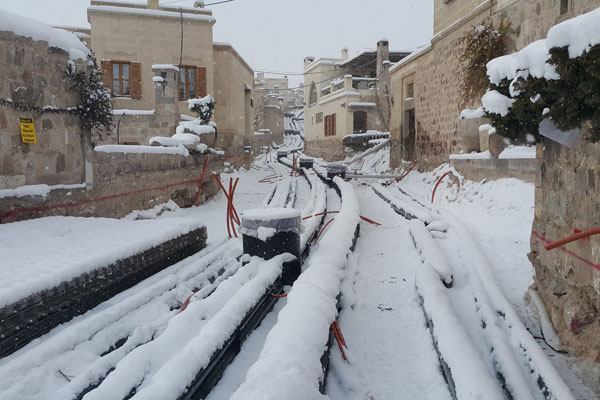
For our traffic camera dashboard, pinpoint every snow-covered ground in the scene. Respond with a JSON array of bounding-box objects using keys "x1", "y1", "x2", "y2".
[{"x1": 0, "y1": 143, "x2": 596, "y2": 399}]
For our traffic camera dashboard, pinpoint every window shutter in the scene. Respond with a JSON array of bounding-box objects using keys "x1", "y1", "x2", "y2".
[
  {"x1": 196, "y1": 66, "x2": 207, "y2": 98},
  {"x1": 130, "y1": 62, "x2": 142, "y2": 100},
  {"x1": 332, "y1": 114, "x2": 336, "y2": 136},
  {"x1": 100, "y1": 60, "x2": 112, "y2": 91}
]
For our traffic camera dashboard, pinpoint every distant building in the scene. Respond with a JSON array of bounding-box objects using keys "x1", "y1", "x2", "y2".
[
  {"x1": 252, "y1": 73, "x2": 303, "y2": 142},
  {"x1": 303, "y1": 42, "x2": 409, "y2": 161},
  {"x1": 87, "y1": 0, "x2": 254, "y2": 152}
]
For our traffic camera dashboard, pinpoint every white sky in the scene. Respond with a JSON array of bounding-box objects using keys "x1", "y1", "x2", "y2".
[{"x1": 1, "y1": 0, "x2": 433, "y2": 87}]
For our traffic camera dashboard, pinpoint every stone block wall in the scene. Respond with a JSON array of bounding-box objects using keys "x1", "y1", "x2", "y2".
[
  {"x1": 0, "y1": 152, "x2": 223, "y2": 223},
  {"x1": 450, "y1": 157, "x2": 536, "y2": 183},
  {"x1": 530, "y1": 133, "x2": 600, "y2": 362},
  {"x1": 0, "y1": 31, "x2": 86, "y2": 189}
]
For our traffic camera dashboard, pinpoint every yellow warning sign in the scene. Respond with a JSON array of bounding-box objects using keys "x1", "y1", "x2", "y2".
[{"x1": 19, "y1": 117, "x2": 36, "y2": 144}]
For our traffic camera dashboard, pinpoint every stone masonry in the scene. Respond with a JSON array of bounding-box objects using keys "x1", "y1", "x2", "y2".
[
  {"x1": 0, "y1": 30, "x2": 86, "y2": 189},
  {"x1": 530, "y1": 130, "x2": 600, "y2": 370}
]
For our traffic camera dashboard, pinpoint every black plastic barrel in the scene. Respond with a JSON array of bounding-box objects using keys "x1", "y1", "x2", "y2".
[
  {"x1": 299, "y1": 158, "x2": 314, "y2": 169},
  {"x1": 326, "y1": 163, "x2": 347, "y2": 179},
  {"x1": 241, "y1": 208, "x2": 302, "y2": 285}
]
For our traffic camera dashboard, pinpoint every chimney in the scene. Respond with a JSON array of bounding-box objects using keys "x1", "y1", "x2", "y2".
[
  {"x1": 376, "y1": 38, "x2": 389, "y2": 77},
  {"x1": 148, "y1": 0, "x2": 159, "y2": 9},
  {"x1": 341, "y1": 47, "x2": 349, "y2": 60}
]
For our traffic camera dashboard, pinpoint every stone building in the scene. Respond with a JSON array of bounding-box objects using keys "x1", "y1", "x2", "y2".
[
  {"x1": 303, "y1": 42, "x2": 409, "y2": 161},
  {"x1": 389, "y1": 0, "x2": 600, "y2": 378},
  {"x1": 87, "y1": 0, "x2": 254, "y2": 153},
  {"x1": 0, "y1": 18, "x2": 91, "y2": 190},
  {"x1": 389, "y1": 0, "x2": 600, "y2": 169}
]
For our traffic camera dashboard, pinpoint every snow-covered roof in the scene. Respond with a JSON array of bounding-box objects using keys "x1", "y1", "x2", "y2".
[
  {"x1": 152, "y1": 64, "x2": 179, "y2": 71},
  {"x1": 390, "y1": 44, "x2": 431, "y2": 73},
  {"x1": 0, "y1": 9, "x2": 89, "y2": 60},
  {"x1": 88, "y1": 5, "x2": 216, "y2": 23}
]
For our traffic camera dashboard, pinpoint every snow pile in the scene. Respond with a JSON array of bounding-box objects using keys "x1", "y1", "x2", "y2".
[
  {"x1": 481, "y1": 90, "x2": 514, "y2": 116},
  {"x1": 459, "y1": 107, "x2": 484, "y2": 119},
  {"x1": 486, "y1": 39, "x2": 559, "y2": 87},
  {"x1": 0, "y1": 183, "x2": 85, "y2": 199},
  {"x1": 94, "y1": 145, "x2": 189, "y2": 156},
  {"x1": 122, "y1": 200, "x2": 180, "y2": 220},
  {"x1": 175, "y1": 120, "x2": 215, "y2": 136},
  {"x1": 0, "y1": 9, "x2": 89, "y2": 60},
  {"x1": 150, "y1": 133, "x2": 200, "y2": 147},
  {"x1": 231, "y1": 178, "x2": 360, "y2": 400},
  {"x1": 0, "y1": 216, "x2": 205, "y2": 308},
  {"x1": 547, "y1": 6, "x2": 600, "y2": 58}
]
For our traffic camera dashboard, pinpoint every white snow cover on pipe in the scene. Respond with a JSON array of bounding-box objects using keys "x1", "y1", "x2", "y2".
[
  {"x1": 409, "y1": 219, "x2": 453, "y2": 285},
  {"x1": 0, "y1": 9, "x2": 89, "y2": 60},
  {"x1": 415, "y1": 265, "x2": 504, "y2": 400},
  {"x1": 373, "y1": 184, "x2": 434, "y2": 224},
  {"x1": 547, "y1": 6, "x2": 600, "y2": 58},
  {"x1": 300, "y1": 170, "x2": 327, "y2": 249},
  {"x1": 443, "y1": 211, "x2": 575, "y2": 400},
  {"x1": 231, "y1": 177, "x2": 360, "y2": 400},
  {"x1": 84, "y1": 253, "x2": 292, "y2": 400}
]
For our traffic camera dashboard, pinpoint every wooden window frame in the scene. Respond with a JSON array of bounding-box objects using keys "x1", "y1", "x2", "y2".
[
  {"x1": 324, "y1": 113, "x2": 336, "y2": 137},
  {"x1": 178, "y1": 65, "x2": 196, "y2": 101},
  {"x1": 112, "y1": 61, "x2": 131, "y2": 98}
]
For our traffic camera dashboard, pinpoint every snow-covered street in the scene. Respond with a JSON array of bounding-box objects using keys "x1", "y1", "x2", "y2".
[{"x1": 0, "y1": 141, "x2": 596, "y2": 399}]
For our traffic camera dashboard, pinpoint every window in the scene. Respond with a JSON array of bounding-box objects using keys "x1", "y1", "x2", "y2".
[
  {"x1": 112, "y1": 62, "x2": 130, "y2": 97},
  {"x1": 324, "y1": 113, "x2": 336, "y2": 136},
  {"x1": 406, "y1": 82, "x2": 414, "y2": 98},
  {"x1": 353, "y1": 111, "x2": 367, "y2": 133},
  {"x1": 316, "y1": 112, "x2": 323, "y2": 123},
  {"x1": 101, "y1": 60, "x2": 142, "y2": 99},
  {"x1": 309, "y1": 82, "x2": 317, "y2": 105},
  {"x1": 179, "y1": 66, "x2": 196, "y2": 100},
  {"x1": 560, "y1": 0, "x2": 568, "y2": 15}
]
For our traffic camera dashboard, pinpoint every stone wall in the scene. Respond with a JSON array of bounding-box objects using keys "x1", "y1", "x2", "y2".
[
  {"x1": 530, "y1": 132, "x2": 600, "y2": 364},
  {"x1": 390, "y1": 0, "x2": 600, "y2": 170},
  {"x1": 0, "y1": 31, "x2": 86, "y2": 189},
  {"x1": 450, "y1": 157, "x2": 536, "y2": 183},
  {"x1": 0, "y1": 151, "x2": 223, "y2": 223}
]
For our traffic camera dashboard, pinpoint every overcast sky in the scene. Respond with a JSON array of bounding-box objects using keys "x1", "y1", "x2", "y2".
[{"x1": 2, "y1": 0, "x2": 433, "y2": 86}]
